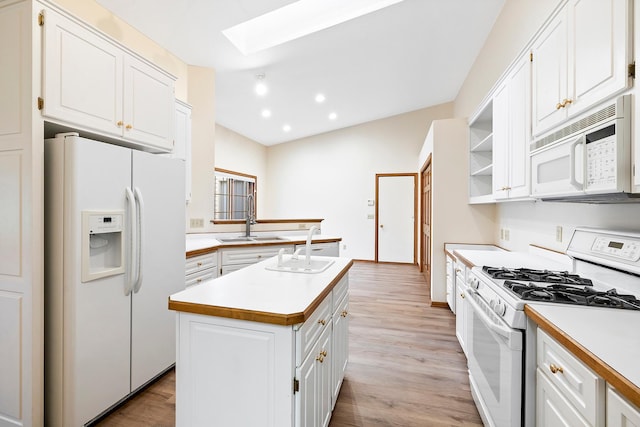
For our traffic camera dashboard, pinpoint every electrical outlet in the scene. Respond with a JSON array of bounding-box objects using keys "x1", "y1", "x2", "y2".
[
  {"x1": 504, "y1": 229, "x2": 510, "y2": 241},
  {"x1": 342, "y1": 244, "x2": 347, "y2": 250},
  {"x1": 190, "y1": 218, "x2": 204, "y2": 228},
  {"x1": 367, "y1": 214, "x2": 374, "y2": 219},
  {"x1": 556, "y1": 226, "x2": 563, "y2": 242},
  {"x1": 500, "y1": 228, "x2": 504, "y2": 240}
]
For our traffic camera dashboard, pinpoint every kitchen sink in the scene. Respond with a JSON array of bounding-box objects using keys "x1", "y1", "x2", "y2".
[
  {"x1": 217, "y1": 236, "x2": 289, "y2": 243},
  {"x1": 218, "y1": 237, "x2": 254, "y2": 242},
  {"x1": 265, "y1": 256, "x2": 335, "y2": 274},
  {"x1": 250, "y1": 236, "x2": 289, "y2": 241}
]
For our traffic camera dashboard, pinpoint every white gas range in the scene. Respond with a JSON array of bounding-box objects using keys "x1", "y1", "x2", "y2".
[{"x1": 457, "y1": 228, "x2": 640, "y2": 427}]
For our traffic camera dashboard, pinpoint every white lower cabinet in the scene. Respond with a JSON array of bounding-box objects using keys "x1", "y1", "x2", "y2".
[
  {"x1": 220, "y1": 245, "x2": 294, "y2": 275},
  {"x1": 536, "y1": 329, "x2": 604, "y2": 426},
  {"x1": 454, "y1": 262, "x2": 467, "y2": 354},
  {"x1": 537, "y1": 368, "x2": 591, "y2": 426},
  {"x1": 607, "y1": 385, "x2": 640, "y2": 427},
  {"x1": 185, "y1": 252, "x2": 217, "y2": 287},
  {"x1": 331, "y1": 280, "x2": 349, "y2": 408},
  {"x1": 175, "y1": 275, "x2": 349, "y2": 426}
]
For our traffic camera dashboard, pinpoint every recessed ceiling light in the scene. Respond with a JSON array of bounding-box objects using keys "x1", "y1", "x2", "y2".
[
  {"x1": 315, "y1": 94, "x2": 326, "y2": 103},
  {"x1": 223, "y1": 0, "x2": 406, "y2": 55},
  {"x1": 255, "y1": 74, "x2": 268, "y2": 96},
  {"x1": 261, "y1": 109, "x2": 272, "y2": 118},
  {"x1": 328, "y1": 112, "x2": 337, "y2": 120},
  {"x1": 283, "y1": 124, "x2": 291, "y2": 132}
]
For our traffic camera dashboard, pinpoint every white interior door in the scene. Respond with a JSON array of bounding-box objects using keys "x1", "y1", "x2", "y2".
[{"x1": 377, "y1": 175, "x2": 415, "y2": 263}]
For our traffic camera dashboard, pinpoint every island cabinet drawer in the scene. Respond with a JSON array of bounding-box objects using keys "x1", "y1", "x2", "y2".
[
  {"x1": 185, "y1": 268, "x2": 217, "y2": 287},
  {"x1": 221, "y1": 245, "x2": 293, "y2": 266},
  {"x1": 537, "y1": 329, "x2": 605, "y2": 426},
  {"x1": 185, "y1": 252, "x2": 217, "y2": 276},
  {"x1": 332, "y1": 275, "x2": 348, "y2": 313},
  {"x1": 296, "y1": 296, "x2": 332, "y2": 365}
]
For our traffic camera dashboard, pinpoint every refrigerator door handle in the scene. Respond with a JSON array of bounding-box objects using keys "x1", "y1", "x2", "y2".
[
  {"x1": 125, "y1": 187, "x2": 137, "y2": 296},
  {"x1": 133, "y1": 187, "x2": 145, "y2": 293}
]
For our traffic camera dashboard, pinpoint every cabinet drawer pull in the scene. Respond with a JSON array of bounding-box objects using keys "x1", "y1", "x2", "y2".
[
  {"x1": 318, "y1": 319, "x2": 326, "y2": 326},
  {"x1": 549, "y1": 363, "x2": 564, "y2": 374},
  {"x1": 455, "y1": 268, "x2": 462, "y2": 273}
]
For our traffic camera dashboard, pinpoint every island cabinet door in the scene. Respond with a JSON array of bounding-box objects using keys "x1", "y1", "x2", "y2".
[
  {"x1": 175, "y1": 313, "x2": 295, "y2": 427},
  {"x1": 295, "y1": 321, "x2": 333, "y2": 427}
]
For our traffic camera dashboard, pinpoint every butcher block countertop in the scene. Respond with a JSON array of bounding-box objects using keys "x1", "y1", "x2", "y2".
[{"x1": 169, "y1": 256, "x2": 353, "y2": 326}]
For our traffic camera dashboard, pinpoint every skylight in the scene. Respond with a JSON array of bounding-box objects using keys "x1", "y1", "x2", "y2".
[{"x1": 223, "y1": 0, "x2": 405, "y2": 55}]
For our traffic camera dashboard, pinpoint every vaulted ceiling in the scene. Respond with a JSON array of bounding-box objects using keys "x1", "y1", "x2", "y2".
[{"x1": 97, "y1": 0, "x2": 505, "y2": 145}]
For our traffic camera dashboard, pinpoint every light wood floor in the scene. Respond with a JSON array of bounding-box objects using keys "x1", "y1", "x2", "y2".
[{"x1": 95, "y1": 261, "x2": 482, "y2": 426}]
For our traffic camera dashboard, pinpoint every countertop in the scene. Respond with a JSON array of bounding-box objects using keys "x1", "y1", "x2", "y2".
[
  {"x1": 526, "y1": 304, "x2": 640, "y2": 408},
  {"x1": 169, "y1": 256, "x2": 353, "y2": 326},
  {"x1": 186, "y1": 233, "x2": 342, "y2": 257},
  {"x1": 444, "y1": 243, "x2": 505, "y2": 260}
]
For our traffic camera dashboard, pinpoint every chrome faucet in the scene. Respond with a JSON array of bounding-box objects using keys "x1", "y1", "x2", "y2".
[{"x1": 245, "y1": 193, "x2": 256, "y2": 237}]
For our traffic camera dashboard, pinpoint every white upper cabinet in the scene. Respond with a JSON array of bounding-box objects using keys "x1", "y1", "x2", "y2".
[
  {"x1": 492, "y1": 53, "x2": 531, "y2": 200},
  {"x1": 532, "y1": 0, "x2": 631, "y2": 137},
  {"x1": 41, "y1": 6, "x2": 175, "y2": 152}
]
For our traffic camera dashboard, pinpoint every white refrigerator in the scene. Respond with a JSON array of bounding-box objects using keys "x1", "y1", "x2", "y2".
[{"x1": 44, "y1": 133, "x2": 185, "y2": 426}]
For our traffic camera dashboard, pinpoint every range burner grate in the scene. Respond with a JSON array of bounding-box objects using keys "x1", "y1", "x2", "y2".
[
  {"x1": 503, "y1": 281, "x2": 640, "y2": 310},
  {"x1": 482, "y1": 266, "x2": 593, "y2": 286}
]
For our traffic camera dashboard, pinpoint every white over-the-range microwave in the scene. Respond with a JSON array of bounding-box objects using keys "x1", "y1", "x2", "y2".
[{"x1": 530, "y1": 94, "x2": 639, "y2": 203}]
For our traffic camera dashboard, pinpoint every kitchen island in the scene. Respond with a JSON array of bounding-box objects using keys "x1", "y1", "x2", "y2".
[{"x1": 169, "y1": 255, "x2": 353, "y2": 427}]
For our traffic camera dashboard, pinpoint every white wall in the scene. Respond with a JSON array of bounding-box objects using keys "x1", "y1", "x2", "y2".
[
  {"x1": 419, "y1": 119, "x2": 496, "y2": 301},
  {"x1": 214, "y1": 124, "x2": 268, "y2": 217},
  {"x1": 264, "y1": 104, "x2": 453, "y2": 260},
  {"x1": 186, "y1": 66, "x2": 217, "y2": 233},
  {"x1": 454, "y1": 0, "x2": 640, "y2": 252}
]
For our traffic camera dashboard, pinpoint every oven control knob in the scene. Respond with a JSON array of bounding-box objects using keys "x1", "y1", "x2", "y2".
[
  {"x1": 469, "y1": 277, "x2": 479, "y2": 290},
  {"x1": 493, "y1": 300, "x2": 507, "y2": 317}
]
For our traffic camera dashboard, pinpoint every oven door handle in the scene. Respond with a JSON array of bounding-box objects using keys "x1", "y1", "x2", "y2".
[{"x1": 466, "y1": 290, "x2": 522, "y2": 350}]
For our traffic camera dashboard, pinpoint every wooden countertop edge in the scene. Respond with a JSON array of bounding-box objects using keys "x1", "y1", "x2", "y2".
[
  {"x1": 525, "y1": 304, "x2": 640, "y2": 409},
  {"x1": 168, "y1": 259, "x2": 354, "y2": 326},
  {"x1": 211, "y1": 218, "x2": 324, "y2": 225},
  {"x1": 186, "y1": 237, "x2": 342, "y2": 258}
]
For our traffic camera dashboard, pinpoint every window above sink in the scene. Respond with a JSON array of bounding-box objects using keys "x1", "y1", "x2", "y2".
[{"x1": 213, "y1": 168, "x2": 256, "y2": 222}]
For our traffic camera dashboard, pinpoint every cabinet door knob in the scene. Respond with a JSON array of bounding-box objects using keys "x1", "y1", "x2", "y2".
[
  {"x1": 125, "y1": 124, "x2": 133, "y2": 130},
  {"x1": 549, "y1": 363, "x2": 564, "y2": 374},
  {"x1": 318, "y1": 319, "x2": 326, "y2": 326},
  {"x1": 117, "y1": 120, "x2": 123, "y2": 127},
  {"x1": 380, "y1": 224, "x2": 384, "y2": 229},
  {"x1": 341, "y1": 310, "x2": 348, "y2": 317},
  {"x1": 562, "y1": 98, "x2": 573, "y2": 107},
  {"x1": 556, "y1": 102, "x2": 563, "y2": 110},
  {"x1": 321, "y1": 350, "x2": 327, "y2": 357},
  {"x1": 460, "y1": 293, "x2": 465, "y2": 299},
  {"x1": 316, "y1": 354, "x2": 324, "y2": 363},
  {"x1": 197, "y1": 262, "x2": 203, "y2": 267}
]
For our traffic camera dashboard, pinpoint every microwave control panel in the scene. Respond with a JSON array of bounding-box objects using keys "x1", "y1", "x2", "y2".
[{"x1": 586, "y1": 135, "x2": 616, "y2": 188}]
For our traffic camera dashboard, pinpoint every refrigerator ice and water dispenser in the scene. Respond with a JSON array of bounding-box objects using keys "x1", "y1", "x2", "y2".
[{"x1": 82, "y1": 211, "x2": 125, "y2": 282}]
